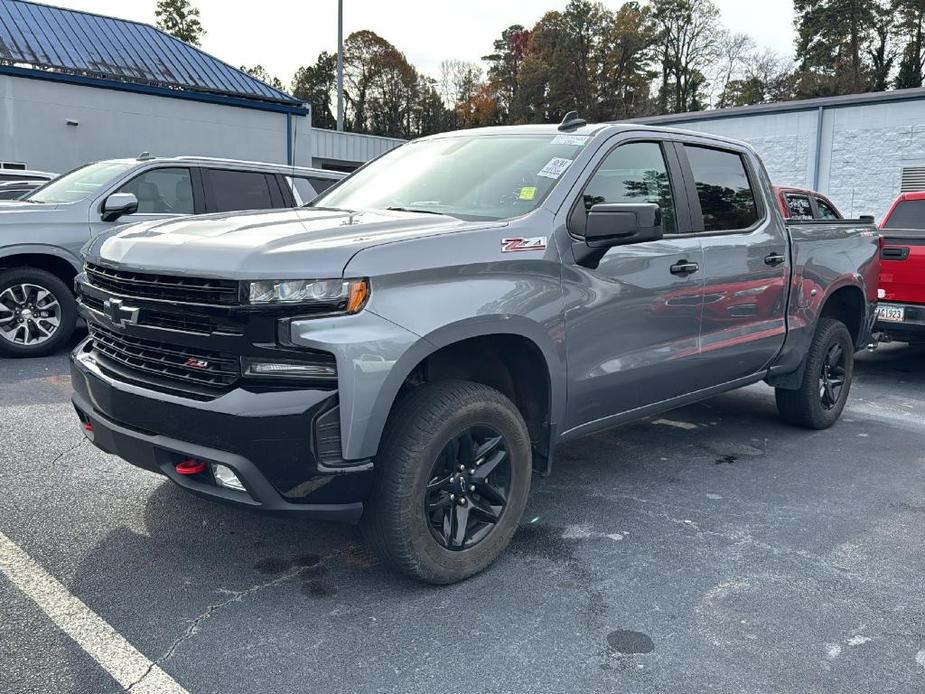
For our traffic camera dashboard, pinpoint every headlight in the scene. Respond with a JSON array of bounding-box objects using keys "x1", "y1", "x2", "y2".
[{"x1": 246, "y1": 278, "x2": 369, "y2": 313}]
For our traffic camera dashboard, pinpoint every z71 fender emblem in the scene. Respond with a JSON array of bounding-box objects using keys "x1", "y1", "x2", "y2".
[{"x1": 501, "y1": 236, "x2": 547, "y2": 253}]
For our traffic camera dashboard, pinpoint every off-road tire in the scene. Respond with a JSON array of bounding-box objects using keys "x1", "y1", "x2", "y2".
[
  {"x1": 775, "y1": 317, "x2": 854, "y2": 429},
  {"x1": 362, "y1": 380, "x2": 532, "y2": 584}
]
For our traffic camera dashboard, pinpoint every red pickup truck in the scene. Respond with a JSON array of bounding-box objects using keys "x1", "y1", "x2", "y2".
[{"x1": 877, "y1": 193, "x2": 925, "y2": 343}]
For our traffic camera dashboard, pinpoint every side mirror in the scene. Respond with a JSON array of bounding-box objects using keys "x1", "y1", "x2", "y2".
[
  {"x1": 101, "y1": 193, "x2": 138, "y2": 222},
  {"x1": 585, "y1": 203, "x2": 663, "y2": 248}
]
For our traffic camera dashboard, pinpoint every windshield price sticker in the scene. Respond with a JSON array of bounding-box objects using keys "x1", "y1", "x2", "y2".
[
  {"x1": 537, "y1": 157, "x2": 572, "y2": 179},
  {"x1": 551, "y1": 134, "x2": 589, "y2": 146}
]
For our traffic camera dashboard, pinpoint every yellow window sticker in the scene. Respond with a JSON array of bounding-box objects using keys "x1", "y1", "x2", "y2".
[{"x1": 519, "y1": 186, "x2": 537, "y2": 201}]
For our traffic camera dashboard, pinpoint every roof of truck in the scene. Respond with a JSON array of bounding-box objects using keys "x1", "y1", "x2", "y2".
[{"x1": 415, "y1": 122, "x2": 755, "y2": 152}]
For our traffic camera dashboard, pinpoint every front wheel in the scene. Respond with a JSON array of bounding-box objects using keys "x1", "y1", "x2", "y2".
[
  {"x1": 0, "y1": 267, "x2": 77, "y2": 358},
  {"x1": 775, "y1": 317, "x2": 854, "y2": 429},
  {"x1": 362, "y1": 380, "x2": 532, "y2": 584}
]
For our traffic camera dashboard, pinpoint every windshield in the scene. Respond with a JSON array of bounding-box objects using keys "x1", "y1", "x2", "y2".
[
  {"x1": 312, "y1": 133, "x2": 591, "y2": 220},
  {"x1": 27, "y1": 161, "x2": 135, "y2": 204}
]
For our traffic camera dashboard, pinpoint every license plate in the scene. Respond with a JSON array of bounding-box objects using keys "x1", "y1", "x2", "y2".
[{"x1": 877, "y1": 304, "x2": 905, "y2": 322}]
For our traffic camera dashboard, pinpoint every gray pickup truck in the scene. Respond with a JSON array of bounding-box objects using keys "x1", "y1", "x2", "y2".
[
  {"x1": 0, "y1": 156, "x2": 342, "y2": 357},
  {"x1": 71, "y1": 119, "x2": 880, "y2": 583}
]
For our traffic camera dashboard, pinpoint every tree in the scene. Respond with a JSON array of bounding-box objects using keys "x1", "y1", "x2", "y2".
[
  {"x1": 652, "y1": 0, "x2": 723, "y2": 113},
  {"x1": 793, "y1": 0, "x2": 878, "y2": 96},
  {"x1": 483, "y1": 25, "x2": 531, "y2": 120},
  {"x1": 155, "y1": 0, "x2": 205, "y2": 46},
  {"x1": 240, "y1": 65, "x2": 284, "y2": 92},
  {"x1": 291, "y1": 52, "x2": 338, "y2": 129},
  {"x1": 894, "y1": 0, "x2": 925, "y2": 88},
  {"x1": 600, "y1": 2, "x2": 658, "y2": 119}
]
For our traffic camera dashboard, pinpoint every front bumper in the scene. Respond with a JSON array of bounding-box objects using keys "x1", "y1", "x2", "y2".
[{"x1": 71, "y1": 343, "x2": 373, "y2": 521}]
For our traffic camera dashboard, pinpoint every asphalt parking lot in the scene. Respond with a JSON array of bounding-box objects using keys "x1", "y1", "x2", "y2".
[{"x1": 1, "y1": 337, "x2": 924, "y2": 694}]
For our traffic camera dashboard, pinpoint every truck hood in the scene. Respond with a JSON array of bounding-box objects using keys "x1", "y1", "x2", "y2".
[
  {"x1": 89, "y1": 207, "x2": 501, "y2": 278},
  {"x1": 0, "y1": 201, "x2": 65, "y2": 219}
]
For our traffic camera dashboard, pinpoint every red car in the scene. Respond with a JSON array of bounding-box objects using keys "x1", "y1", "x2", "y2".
[
  {"x1": 773, "y1": 186, "x2": 843, "y2": 220},
  {"x1": 876, "y1": 193, "x2": 925, "y2": 343}
]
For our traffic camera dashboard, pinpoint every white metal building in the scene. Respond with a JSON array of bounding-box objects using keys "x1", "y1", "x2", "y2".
[
  {"x1": 0, "y1": 0, "x2": 402, "y2": 175},
  {"x1": 634, "y1": 88, "x2": 925, "y2": 222}
]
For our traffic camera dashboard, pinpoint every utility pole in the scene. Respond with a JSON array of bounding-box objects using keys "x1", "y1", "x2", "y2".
[{"x1": 336, "y1": 0, "x2": 344, "y2": 131}]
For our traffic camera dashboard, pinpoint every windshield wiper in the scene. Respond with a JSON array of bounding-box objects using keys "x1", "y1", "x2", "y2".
[{"x1": 385, "y1": 206, "x2": 447, "y2": 216}]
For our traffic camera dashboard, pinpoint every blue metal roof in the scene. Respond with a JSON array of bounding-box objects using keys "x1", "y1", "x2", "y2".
[{"x1": 0, "y1": 0, "x2": 299, "y2": 106}]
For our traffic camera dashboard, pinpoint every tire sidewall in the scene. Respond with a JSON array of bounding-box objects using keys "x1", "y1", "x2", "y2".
[
  {"x1": 374, "y1": 383, "x2": 532, "y2": 583},
  {"x1": 0, "y1": 268, "x2": 77, "y2": 358}
]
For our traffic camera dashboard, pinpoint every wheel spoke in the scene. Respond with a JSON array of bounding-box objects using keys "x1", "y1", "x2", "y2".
[
  {"x1": 827, "y1": 344, "x2": 843, "y2": 368},
  {"x1": 472, "y1": 449, "x2": 506, "y2": 480},
  {"x1": 450, "y1": 503, "x2": 470, "y2": 548},
  {"x1": 469, "y1": 497, "x2": 500, "y2": 523},
  {"x1": 473, "y1": 479, "x2": 506, "y2": 505},
  {"x1": 427, "y1": 494, "x2": 452, "y2": 513},
  {"x1": 475, "y1": 435, "x2": 503, "y2": 461},
  {"x1": 426, "y1": 474, "x2": 452, "y2": 491}
]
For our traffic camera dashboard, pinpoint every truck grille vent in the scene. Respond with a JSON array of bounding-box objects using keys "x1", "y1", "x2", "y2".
[
  {"x1": 86, "y1": 263, "x2": 239, "y2": 306},
  {"x1": 89, "y1": 324, "x2": 239, "y2": 389},
  {"x1": 80, "y1": 295, "x2": 243, "y2": 336}
]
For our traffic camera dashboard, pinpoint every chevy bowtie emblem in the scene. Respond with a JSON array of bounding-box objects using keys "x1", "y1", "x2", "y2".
[
  {"x1": 102, "y1": 298, "x2": 140, "y2": 327},
  {"x1": 185, "y1": 358, "x2": 209, "y2": 369}
]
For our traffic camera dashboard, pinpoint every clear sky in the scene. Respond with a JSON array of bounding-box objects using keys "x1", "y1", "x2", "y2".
[{"x1": 47, "y1": 0, "x2": 797, "y2": 85}]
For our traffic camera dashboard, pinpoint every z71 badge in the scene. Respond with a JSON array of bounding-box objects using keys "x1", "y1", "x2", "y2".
[{"x1": 501, "y1": 236, "x2": 547, "y2": 253}]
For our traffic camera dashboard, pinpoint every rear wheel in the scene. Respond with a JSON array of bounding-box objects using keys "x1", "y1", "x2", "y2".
[
  {"x1": 0, "y1": 267, "x2": 76, "y2": 358},
  {"x1": 362, "y1": 380, "x2": 532, "y2": 584},
  {"x1": 775, "y1": 317, "x2": 854, "y2": 429}
]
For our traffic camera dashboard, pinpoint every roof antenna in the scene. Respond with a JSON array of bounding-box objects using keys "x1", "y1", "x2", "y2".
[{"x1": 558, "y1": 111, "x2": 587, "y2": 132}]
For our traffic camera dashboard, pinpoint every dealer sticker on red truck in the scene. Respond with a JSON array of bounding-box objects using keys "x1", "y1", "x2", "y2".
[{"x1": 502, "y1": 237, "x2": 547, "y2": 253}]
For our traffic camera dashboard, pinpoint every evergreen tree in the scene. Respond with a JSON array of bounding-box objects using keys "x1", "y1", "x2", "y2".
[{"x1": 155, "y1": 0, "x2": 205, "y2": 46}]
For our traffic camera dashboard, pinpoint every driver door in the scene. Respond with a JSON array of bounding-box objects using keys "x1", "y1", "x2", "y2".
[
  {"x1": 563, "y1": 140, "x2": 705, "y2": 432},
  {"x1": 89, "y1": 167, "x2": 199, "y2": 237}
]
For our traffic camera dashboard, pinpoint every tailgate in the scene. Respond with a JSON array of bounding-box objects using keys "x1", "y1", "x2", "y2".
[{"x1": 880, "y1": 230, "x2": 925, "y2": 305}]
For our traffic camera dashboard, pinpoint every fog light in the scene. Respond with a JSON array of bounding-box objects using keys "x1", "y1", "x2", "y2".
[{"x1": 211, "y1": 463, "x2": 246, "y2": 492}]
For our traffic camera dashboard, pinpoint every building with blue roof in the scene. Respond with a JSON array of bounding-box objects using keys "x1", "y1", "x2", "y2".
[{"x1": 0, "y1": 0, "x2": 401, "y2": 173}]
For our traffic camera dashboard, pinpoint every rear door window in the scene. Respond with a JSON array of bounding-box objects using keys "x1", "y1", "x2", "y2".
[
  {"x1": 785, "y1": 194, "x2": 814, "y2": 220},
  {"x1": 116, "y1": 167, "x2": 194, "y2": 214},
  {"x1": 684, "y1": 145, "x2": 760, "y2": 232},
  {"x1": 883, "y1": 199, "x2": 925, "y2": 229},
  {"x1": 814, "y1": 198, "x2": 840, "y2": 220},
  {"x1": 204, "y1": 169, "x2": 275, "y2": 212}
]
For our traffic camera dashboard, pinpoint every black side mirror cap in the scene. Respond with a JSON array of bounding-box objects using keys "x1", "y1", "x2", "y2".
[{"x1": 585, "y1": 203, "x2": 663, "y2": 248}]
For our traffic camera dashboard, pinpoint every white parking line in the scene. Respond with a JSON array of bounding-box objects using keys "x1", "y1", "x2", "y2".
[{"x1": 0, "y1": 530, "x2": 188, "y2": 694}]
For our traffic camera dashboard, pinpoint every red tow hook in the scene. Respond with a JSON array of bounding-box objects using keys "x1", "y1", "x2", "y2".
[
  {"x1": 82, "y1": 423, "x2": 93, "y2": 432},
  {"x1": 175, "y1": 459, "x2": 207, "y2": 476}
]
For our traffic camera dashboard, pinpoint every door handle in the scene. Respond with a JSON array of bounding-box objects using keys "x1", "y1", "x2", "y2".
[
  {"x1": 764, "y1": 252, "x2": 786, "y2": 266},
  {"x1": 670, "y1": 260, "x2": 699, "y2": 276}
]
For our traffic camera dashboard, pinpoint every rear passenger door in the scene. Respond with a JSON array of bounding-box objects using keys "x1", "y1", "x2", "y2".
[
  {"x1": 202, "y1": 169, "x2": 287, "y2": 213},
  {"x1": 680, "y1": 143, "x2": 788, "y2": 387}
]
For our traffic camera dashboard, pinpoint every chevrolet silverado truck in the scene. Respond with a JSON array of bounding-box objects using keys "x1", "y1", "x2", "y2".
[
  {"x1": 0, "y1": 156, "x2": 342, "y2": 357},
  {"x1": 70, "y1": 119, "x2": 880, "y2": 583},
  {"x1": 875, "y1": 193, "x2": 925, "y2": 343}
]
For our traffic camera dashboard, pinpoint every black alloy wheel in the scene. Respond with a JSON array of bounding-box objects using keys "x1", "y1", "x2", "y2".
[
  {"x1": 819, "y1": 342, "x2": 847, "y2": 410},
  {"x1": 424, "y1": 426, "x2": 512, "y2": 550}
]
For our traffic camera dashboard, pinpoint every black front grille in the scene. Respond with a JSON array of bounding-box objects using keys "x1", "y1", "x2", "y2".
[
  {"x1": 86, "y1": 263, "x2": 240, "y2": 306},
  {"x1": 89, "y1": 324, "x2": 239, "y2": 390},
  {"x1": 80, "y1": 295, "x2": 243, "y2": 336}
]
